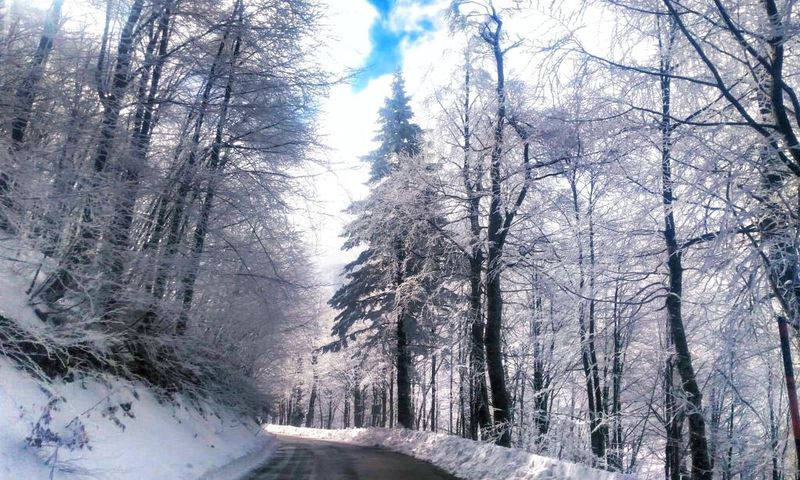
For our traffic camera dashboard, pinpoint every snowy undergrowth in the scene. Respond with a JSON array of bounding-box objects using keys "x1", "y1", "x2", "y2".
[
  {"x1": 265, "y1": 425, "x2": 637, "y2": 480},
  {"x1": 0, "y1": 240, "x2": 275, "y2": 479},
  {"x1": 0, "y1": 355, "x2": 274, "y2": 479}
]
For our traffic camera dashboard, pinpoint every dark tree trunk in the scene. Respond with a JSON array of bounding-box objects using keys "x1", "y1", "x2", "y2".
[
  {"x1": 306, "y1": 355, "x2": 318, "y2": 428},
  {"x1": 531, "y1": 274, "x2": 550, "y2": 447},
  {"x1": 343, "y1": 386, "x2": 351, "y2": 428},
  {"x1": 397, "y1": 306, "x2": 413, "y2": 428},
  {"x1": 778, "y1": 317, "x2": 800, "y2": 472},
  {"x1": 459, "y1": 330, "x2": 468, "y2": 437},
  {"x1": 353, "y1": 385, "x2": 363, "y2": 428},
  {"x1": 381, "y1": 384, "x2": 387, "y2": 427},
  {"x1": 389, "y1": 363, "x2": 395, "y2": 428},
  {"x1": 609, "y1": 281, "x2": 624, "y2": 471},
  {"x1": 571, "y1": 173, "x2": 607, "y2": 461},
  {"x1": 468, "y1": 252, "x2": 491, "y2": 438},
  {"x1": 449, "y1": 346, "x2": 454, "y2": 434},
  {"x1": 659, "y1": 19, "x2": 712, "y2": 477},
  {"x1": 746, "y1": 13, "x2": 800, "y2": 470},
  {"x1": 9, "y1": 0, "x2": 63, "y2": 151},
  {"x1": 6, "y1": 0, "x2": 64, "y2": 209},
  {"x1": 371, "y1": 385, "x2": 379, "y2": 427},
  {"x1": 665, "y1": 327, "x2": 683, "y2": 480},
  {"x1": 485, "y1": 231, "x2": 510, "y2": 446},
  {"x1": 517, "y1": 369, "x2": 525, "y2": 447},
  {"x1": 431, "y1": 352, "x2": 437, "y2": 432},
  {"x1": 658, "y1": 19, "x2": 686, "y2": 480},
  {"x1": 483, "y1": 11, "x2": 512, "y2": 448},
  {"x1": 461, "y1": 50, "x2": 492, "y2": 441},
  {"x1": 317, "y1": 394, "x2": 325, "y2": 428},
  {"x1": 327, "y1": 397, "x2": 334, "y2": 429}
]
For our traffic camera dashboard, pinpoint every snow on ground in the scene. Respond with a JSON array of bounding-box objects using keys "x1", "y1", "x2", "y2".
[
  {"x1": 0, "y1": 238, "x2": 275, "y2": 479},
  {"x1": 265, "y1": 425, "x2": 638, "y2": 480},
  {"x1": 0, "y1": 356, "x2": 274, "y2": 479}
]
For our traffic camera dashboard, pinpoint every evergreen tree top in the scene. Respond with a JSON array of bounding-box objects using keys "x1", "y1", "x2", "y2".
[{"x1": 362, "y1": 71, "x2": 423, "y2": 182}]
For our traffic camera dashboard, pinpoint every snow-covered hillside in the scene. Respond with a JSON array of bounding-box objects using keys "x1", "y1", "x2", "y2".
[
  {"x1": 265, "y1": 425, "x2": 637, "y2": 480},
  {"x1": 0, "y1": 244, "x2": 274, "y2": 479},
  {"x1": 0, "y1": 355, "x2": 274, "y2": 480}
]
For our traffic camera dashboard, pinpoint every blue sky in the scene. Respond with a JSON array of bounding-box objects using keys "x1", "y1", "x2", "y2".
[{"x1": 353, "y1": 0, "x2": 437, "y2": 90}]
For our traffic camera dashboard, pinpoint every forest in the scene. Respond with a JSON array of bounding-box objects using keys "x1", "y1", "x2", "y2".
[{"x1": 1, "y1": 0, "x2": 799, "y2": 479}]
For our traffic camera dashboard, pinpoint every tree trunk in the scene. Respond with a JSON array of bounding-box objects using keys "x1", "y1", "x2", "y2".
[
  {"x1": 431, "y1": 352, "x2": 437, "y2": 432},
  {"x1": 397, "y1": 307, "x2": 413, "y2": 428},
  {"x1": 748, "y1": 26, "x2": 800, "y2": 474},
  {"x1": 7, "y1": 0, "x2": 64, "y2": 166},
  {"x1": 517, "y1": 369, "x2": 525, "y2": 447},
  {"x1": 468, "y1": 251, "x2": 492, "y2": 439},
  {"x1": 343, "y1": 385, "x2": 351, "y2": 428},
  {"x1": 449, "y1": 346, "x2": 454, "y2": 434},
  {"x1": 381, "y1": 382, "x2": 387, "y2": 427},
  {"x1": 353, "y1": 385, "x2": 364, "y2": 428},
  {"x1": 459, "y1": 333, "x2": 468, "y2": 437},
  {"x1": 484, "y1": 11, "x2": 512, "y2": 448},
  {"x1": 8, "y1": 0, "x2": 64, "y2": 155},
  {"x1": 659, "y1": 19, "x2": 712, "y2": 476},
  {"x1": 767, "y1": 365, "x2": 781, "y2": 480},
  {"x1": 327, "y1": 397, "x2": 334, "y2": 429},
  {"x1": 461, "y1": 49, "x2": 492, "y2": 441},
  {"x1": 306, "y1": 355, "x2": 318, "y2": 428},
  {"x1": 390, "y1": 362, "x2": 395, "y2": 428},
  {"x1": 609, "y1": 280, "x2": 624, "y2": 471},
  {"x1": 531, "y1": 277, "x2": 550, "y2": 447},
  {"x1": 569, "y1": 170, "x2": 606, "y2": 461},
  {"x1": 778, "y1": 316, "x2": 800, "y2": 473}
]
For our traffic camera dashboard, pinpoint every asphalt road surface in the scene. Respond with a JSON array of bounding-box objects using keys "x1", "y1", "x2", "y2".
[{"x1": 242, "y1": 434, "x2": 460, "y2": 480}]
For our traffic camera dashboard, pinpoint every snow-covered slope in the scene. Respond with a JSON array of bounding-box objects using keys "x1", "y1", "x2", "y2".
[
  {"x1": 0, "y1": 356, "x2": 274, "y2": 479},
  {"x1": 0, "y1": 241, "x2": 274, "y2": 479},
  {"x1": 265, "y1": 425, "x2": 637, "y2": 480}
]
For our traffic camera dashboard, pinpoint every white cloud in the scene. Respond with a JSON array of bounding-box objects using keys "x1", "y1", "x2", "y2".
[
  {"x1": 387, "y1": 0, "x2": 445, "y2": 33},
  {"x1": 306, "y1": 73, "x2": 394, "y2": 285},
  {"x1": 397, "y1": 5, "x2": 461, "y2": 129},
  {"x1": 402, "y1": 32, "x2": 456, "y2": 93},
  {"x1": 319, "y1": 0, "x2": 380, "y2": 72},
  {"x1": 296, "y1": 0, "x2": 385, "y2": 286}
]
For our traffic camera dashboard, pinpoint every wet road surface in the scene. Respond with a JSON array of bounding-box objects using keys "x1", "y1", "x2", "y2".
[{"x1": 242, "y1": 434, "x2": 460, "y2": 480}]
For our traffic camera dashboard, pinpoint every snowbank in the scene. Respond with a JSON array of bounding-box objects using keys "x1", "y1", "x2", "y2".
[
  {"x1": 0, "y1": 355, "x2": 274, "y2": 479},
  {"x1": 265, "y1": 425, "x2": 637, "y2": 480},
  {"x1": 0, "y1": 238, "x2": 275, "y2": 479}
]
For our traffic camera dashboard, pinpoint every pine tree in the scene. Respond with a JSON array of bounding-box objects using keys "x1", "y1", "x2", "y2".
[
  {"x1": 363, "y1": 72, "x2": 423, "y2": 182},
  {"x1": 329, "y1": 78, "x2": 446, "y2": 429}
]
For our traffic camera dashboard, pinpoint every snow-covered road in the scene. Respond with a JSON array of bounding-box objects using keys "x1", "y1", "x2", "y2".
[{"x1": 242, "y1": 434, "x2": 459, "y2": 480}]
